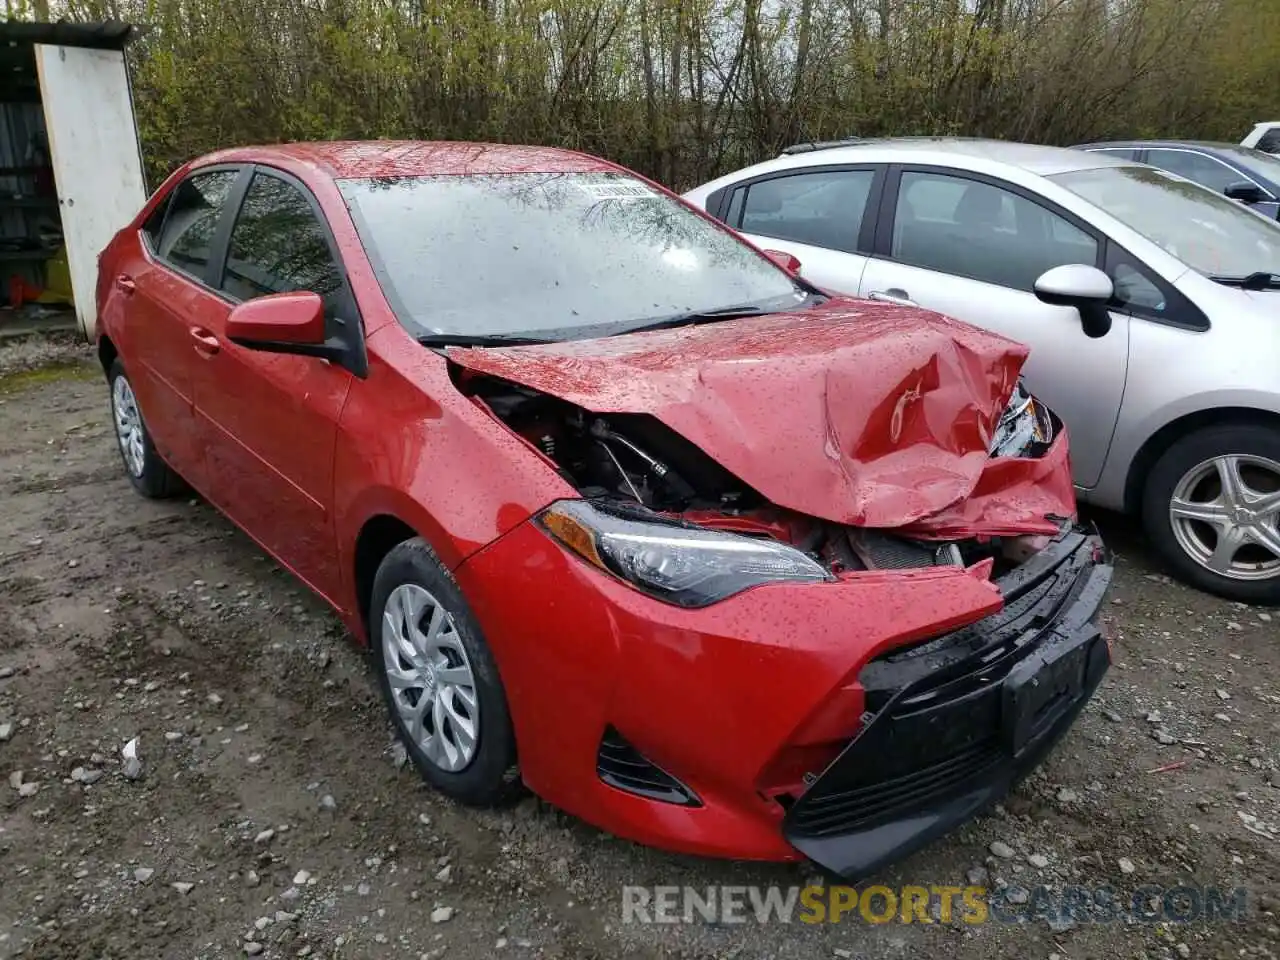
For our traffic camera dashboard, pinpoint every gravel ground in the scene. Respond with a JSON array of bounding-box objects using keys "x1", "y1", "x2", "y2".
[{"x1": 0, "y1": 338, "x2": 1277, "y2": 959}]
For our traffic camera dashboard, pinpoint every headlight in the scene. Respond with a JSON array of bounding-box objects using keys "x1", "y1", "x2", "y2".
[
  {"x1": 989, "y1": 379, "x2": 1055, "y2": 458},
  {"x1": 537, "y1": 500, "x2": 833, "y2": 607}
]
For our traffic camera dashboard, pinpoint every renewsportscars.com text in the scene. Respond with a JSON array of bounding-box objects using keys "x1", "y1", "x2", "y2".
[{"x1": 621, "y1": 884, "x2": 1249, "y2": 926}]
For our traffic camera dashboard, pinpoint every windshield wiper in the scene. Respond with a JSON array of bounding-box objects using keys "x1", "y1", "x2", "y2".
[
  {"x1": 609, "y1": 304, "x2": 778, "y2": 337},
  {"x1": 1209, "y1": 271, "x2": 1280, "y2": 290},
  {"x1": 416, "y1": 332, "x2": 556, "y2": 347}
]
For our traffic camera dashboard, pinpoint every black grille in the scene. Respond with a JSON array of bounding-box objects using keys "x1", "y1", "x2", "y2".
[
  {"x1": 780, "y1": 527, "x2": 1112, "y2": 880},
  {"x1": 788, "y1": 738, "x2": 1003, "y2": 837},
  {"x1": 859, "y1": 529, "x2": 1090, "y2": 714},
  {"x1": 786, "y1": 527, "x2": 1103, "y2": 839},
  {"x1": 596, "y1": 727, "x2": 701, "y2": 807}
]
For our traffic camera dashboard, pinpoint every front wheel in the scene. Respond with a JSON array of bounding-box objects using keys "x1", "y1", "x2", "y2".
[
  {"x1": 1142, "y1": 423, "x2": 1280, "y2": 605},
  {"x1": 370, "y1": 537, "x2": 520, "y2": 805}
]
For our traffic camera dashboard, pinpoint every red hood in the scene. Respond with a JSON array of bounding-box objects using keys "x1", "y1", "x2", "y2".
[{"x1": 447, "y1": 300, "x2": 1075, "y2": 533}]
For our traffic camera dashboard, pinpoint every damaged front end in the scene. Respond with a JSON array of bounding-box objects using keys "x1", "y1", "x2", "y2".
[
  {"x1": 443, "y1": 305, "x2": 1112, "y2": 877},
  {"x1": 456, "y1": 368, "x2": 1070, "y2": 592}
]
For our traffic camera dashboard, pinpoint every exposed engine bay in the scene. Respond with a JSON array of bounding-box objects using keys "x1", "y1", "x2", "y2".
[{"x1": 459, "y1": 370, "x2": 1061, "y2": 577}]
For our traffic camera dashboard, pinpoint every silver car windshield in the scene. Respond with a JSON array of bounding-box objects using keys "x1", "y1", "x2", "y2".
[{"x1": 1050, "y1": 165, "x2": 1280, "y2": 279}]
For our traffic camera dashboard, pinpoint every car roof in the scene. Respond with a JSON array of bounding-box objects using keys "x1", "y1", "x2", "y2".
[
  {"x1": 772, "y1": 137, "x2": 1126, "y2": 176},
  {"x1": 195, "y1": 140, "x2": 618, "y2": 179}
]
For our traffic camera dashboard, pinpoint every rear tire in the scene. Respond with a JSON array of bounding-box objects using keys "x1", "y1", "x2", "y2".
[
  {"x1": 1142, "y1": 423, "x2": 1280, "y2": 606},
  {"x1": 370, "y1": 537, "x2": 520, "y2": 805},
  {"x1": 107, "y1": 358, "x2": 185, "y2": 499}
]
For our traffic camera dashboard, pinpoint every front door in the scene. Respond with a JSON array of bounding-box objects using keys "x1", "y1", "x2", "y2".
[
  {"x1": 858, "y1": 168, "x2": 1130, "y2": 488},
  {"x1": 195, "y1": 168, "x2": 356, "y2": 603}
]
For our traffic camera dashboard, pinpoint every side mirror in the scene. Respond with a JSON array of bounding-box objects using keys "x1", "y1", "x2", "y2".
[
  {"x1": 1033, "y1": 264, "x2": 1114, "y2": 339},
  {"x1": 226, "y1": 291, "x2": 348, "y2": 363},
  {"x1": 762, "y1": 249, "x2": 802, "y2": 274},
  {"x1": 1224, "y1": 180, "x2": 1269, "y2": 204}
]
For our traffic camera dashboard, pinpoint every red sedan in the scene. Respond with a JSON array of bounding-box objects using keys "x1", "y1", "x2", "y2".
[{"x1": 95, "y1": 141, "x2": 1112, "y2": 879}]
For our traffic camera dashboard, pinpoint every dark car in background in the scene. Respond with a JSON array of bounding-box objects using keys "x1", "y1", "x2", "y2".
[{"x1": 1073, "y1": 140, "x2": 1280, "y2": 220}]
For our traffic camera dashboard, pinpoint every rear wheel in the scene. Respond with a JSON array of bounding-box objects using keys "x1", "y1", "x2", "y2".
[
  {"x1": 370, "y1": 537, "x2": 520, "y2": 805},
  {"x1": 108, "y1": 359, "x2": 184, "y2": 499},
  {"x1": 1142, "y1": 424, "x2": 1280, "y2": 605}
]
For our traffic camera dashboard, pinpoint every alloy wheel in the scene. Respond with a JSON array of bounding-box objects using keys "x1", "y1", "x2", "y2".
[
  {"x1": 381, "y1": 583, "x2": 480, "y2": 772},
  {"x1": 111, "y1": 375, "x2": 146, "y2": 479},
  {"x1": 1168, "y1": 454, "x2": 1280, "y2": 582}
]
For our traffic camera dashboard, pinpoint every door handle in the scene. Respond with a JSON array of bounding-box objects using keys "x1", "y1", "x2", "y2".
[
  {"x1": 189, "y1": 327, "x2": 220, "y2": 355},
  {"x1": 867, "y1": 288, "x2": 918, "y2": 307},
  {"x1": 114, "y1": 274, "x2": 136, "y2": 295}
]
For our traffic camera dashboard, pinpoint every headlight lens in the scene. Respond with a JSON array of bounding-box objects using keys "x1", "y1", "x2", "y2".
[
  {"x1": 989, "y1": 379, "x2": 1055, "y2": 457},
  {"x1": 537, "y1": 500, "x2": 833, "y2": 607}
]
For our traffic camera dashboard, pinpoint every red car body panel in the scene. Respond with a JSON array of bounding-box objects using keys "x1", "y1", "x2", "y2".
[
  {"x1": 332, "y1": 328, "x2": 577, "y2": 580},
  {"x1": 447, "y1": 305, "x2": 1076, "y2": 534},
  {"x1": 96, "y1": 141, "x2": 1110, "y2": 875},
  {"x1": 455, "y1": 521, "x2": 1005, "y2": 859}
]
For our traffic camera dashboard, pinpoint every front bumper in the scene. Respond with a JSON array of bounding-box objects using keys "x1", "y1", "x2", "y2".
[{"x1": 782, "y1": 525, "x2": 1112, "y2": 880}]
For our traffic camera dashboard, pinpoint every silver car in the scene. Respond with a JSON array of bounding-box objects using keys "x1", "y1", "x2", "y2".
[{"x1": 684, "y1": 138, "x2": 1280, "y2": 604}]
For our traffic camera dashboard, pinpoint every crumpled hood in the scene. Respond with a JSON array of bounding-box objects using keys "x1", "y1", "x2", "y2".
[{"x1": 447, "y1": 300, "x2": 1075, "y2": 531}]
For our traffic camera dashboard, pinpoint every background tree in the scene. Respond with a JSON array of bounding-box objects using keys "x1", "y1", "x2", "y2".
[{"x1": 55, "y1": 0, "x2": 1280, "y2": 189}]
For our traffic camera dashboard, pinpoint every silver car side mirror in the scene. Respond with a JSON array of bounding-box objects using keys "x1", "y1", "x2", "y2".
[{"x1": 1033, "y1": 264, "x2": 1115, "y2": 339}]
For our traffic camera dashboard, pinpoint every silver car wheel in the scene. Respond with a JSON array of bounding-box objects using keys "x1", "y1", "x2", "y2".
[
  {"x1": 1169, "y1": 454, "x2": 1280, "y2": 581},
  {"x1": 382, "y1": 583, "x2": 480, "y2": 772},
  {"x1": 111, "y1": 374, "x2": 146, "y2": 479}
]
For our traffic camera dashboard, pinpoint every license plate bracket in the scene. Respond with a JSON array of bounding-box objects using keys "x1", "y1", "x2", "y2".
[{"x1": 1002, "y1": 634, "x2": 1093, "y2": 757}]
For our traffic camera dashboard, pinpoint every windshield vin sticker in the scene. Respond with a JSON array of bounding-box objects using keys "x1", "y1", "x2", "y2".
[{"x1": 578, "y1": 181, "x2": 658, "y2": 201}]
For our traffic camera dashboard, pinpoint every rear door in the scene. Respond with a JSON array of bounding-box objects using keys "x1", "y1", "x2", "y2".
[
  {"x1": 712, "y1": 167, "x2": 881, "y2": 294},
  {"x1": 120, "y1": 167, "x2": 244, "y2": 491},
  {"x1": 857, "y1": 167, "x2": 1130, "y2": 488},
  {"x1": 197, "y1": 167, "x2": 358, "y2": 603}
]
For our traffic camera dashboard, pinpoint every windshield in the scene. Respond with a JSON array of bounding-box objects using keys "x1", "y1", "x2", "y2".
[
  {"x1": 1050, "y1": 165, "x2": 1280, "y2": 279},
  {"x1": 338, "y1": 172, "x2": 808, "y2": 341}
]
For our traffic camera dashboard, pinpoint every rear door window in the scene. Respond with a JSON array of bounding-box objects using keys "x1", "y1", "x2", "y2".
[
  {"x1": 734, "y1": 170, "x2": 874, "y2": 253},
  {"x1": 154, "y1": 170, "x2": 239, "y2": 281}
]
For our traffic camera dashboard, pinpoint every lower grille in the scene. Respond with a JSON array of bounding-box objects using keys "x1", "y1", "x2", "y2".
[
  {"x1": 788, "y1": 738, "x2": 1003, "y2": 837},
  {"x1": 596, "y1": 726, "x2": 701, "y2": 807}
]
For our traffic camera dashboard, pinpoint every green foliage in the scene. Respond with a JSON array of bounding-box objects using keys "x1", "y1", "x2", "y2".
[{"x1": 59, "y1": 0, "x2": 1280, "y2": 189}]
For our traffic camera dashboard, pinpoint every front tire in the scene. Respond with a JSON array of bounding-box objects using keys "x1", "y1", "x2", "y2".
[
  {"x1": 1142, "y1": 423, "x2": 1280, "y2": 605},
  {"x1": 107, "y1": 358, "x2": 184, "y2": 499},
  {"x1": 370, "y1": 538, "x2": 519, "y2": 805}
]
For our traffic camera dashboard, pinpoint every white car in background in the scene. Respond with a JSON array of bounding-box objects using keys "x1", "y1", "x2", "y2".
[
  {"x1": 1243, "y1": 122, "x2": 1280, "y2": 156},
  {"x1": 684, "y1": 137, "x2": 1280, "y2": 604}
]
